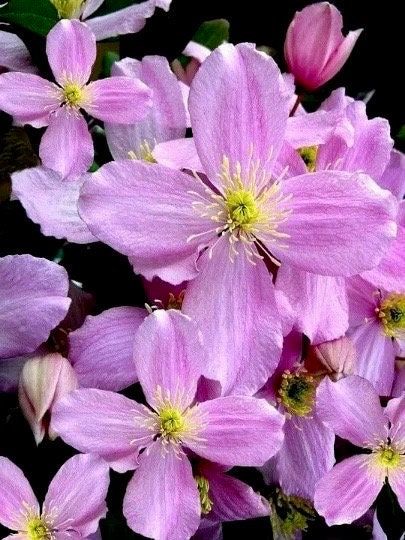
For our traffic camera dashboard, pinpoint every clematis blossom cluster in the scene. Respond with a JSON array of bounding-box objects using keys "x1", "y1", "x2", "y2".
[{"x1": 0, "y1": 2, "x2": 403, "y2": 539}]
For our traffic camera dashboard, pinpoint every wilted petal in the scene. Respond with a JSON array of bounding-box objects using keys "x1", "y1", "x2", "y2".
[
  {"x1": 69, "y1": 306, "x2": 145, "y2": 391},
  {"x1": 0, "y1": 255, "x2": 70, "y2": 358},
  {"x1": 123, "y1": 441, "x2": 201, "y2": 540}
]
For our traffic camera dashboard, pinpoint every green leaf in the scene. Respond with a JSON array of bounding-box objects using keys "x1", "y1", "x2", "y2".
[
  {"x1": 397, "y1": 125, "x2": 405, "y2": 141},
  {"x1": 101, "y1": 50, "x2": 120, "y2": 77},
  {"x1": 192, "y1": 19, "x2": 230, "y2": 51},
  {"x1": 0, "y1": 0, "x2": 59, "y2": 35}
]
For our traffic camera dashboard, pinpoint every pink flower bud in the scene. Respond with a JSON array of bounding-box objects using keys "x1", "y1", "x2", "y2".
[
  {"x1": 171, "y1": 41, "x2": 211, "y2": 86},
  {"x1": 284, "y1": 2, "x2": 362, "y2": 90},
  {"x1": 18, "y1": 352, "x2": 78, "y2": 445},
  {"x1": 312, "y1": 336, "x2": 356, "y2": 380}
]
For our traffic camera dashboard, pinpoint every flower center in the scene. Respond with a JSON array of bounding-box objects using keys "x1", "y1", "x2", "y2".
[
  {"x1": 374, "y1": 444, "x2": 401, "y2": 469},
  {"x1": 158, "y1": 407, "x2": 186, "y2": 441},
  {"x1": 225, "y1": 188, "x2": 261, "y2": 230},
  {"x1": 128, "y1": 141, "x2": 157, "y2": 163},
  {"x1": 62, "y1": 83, "x2": 85, "y2": 108},
  {"x1": 50, "y1": 0, "x2": 84, "y2": 19},
  {"x1": 298, "y1": 146, "x2": 318, "y2": 172},
  {"x1": 26, "y1": 517, "x2": 53, "y2": 540},
  {"x1": 278, "y1": 371, "x2": 316, "y2": 417},
  {"x1": 377, "y1": 293, "x2": 405, "y2": 338},
  {"x1": 270, "y1": 489, "x2": 315, "y2": 538},
  {"x1": 195, "y1": 475, "x2": 213, "y2": 514}
]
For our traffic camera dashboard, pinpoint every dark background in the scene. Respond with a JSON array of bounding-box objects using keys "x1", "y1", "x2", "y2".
[{"x1": 0, "y1": 1, "x2": 404, "y2": 539}]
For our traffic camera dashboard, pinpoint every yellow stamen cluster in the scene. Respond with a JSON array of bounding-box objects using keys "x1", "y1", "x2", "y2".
[
  {"x1": 374, "y1": 443, "x2": 401, "y2": 470},
  {"x1": 269, "y1": 488, "x2": 315, "y2": 539},
  {"x1": 158, "y1": 407, "x2": 185, "y2": 441},
  {"x1": 62, "y1": 83, "x2": 85, "y2": 108},
  {"x1": 128, "y1": 141, "x2": 157, "y2": 163},
  {"x1": 26, "y1": 517, "x2": 53, "y2": 540},
  {"x1": 50, "y1": 0, "x2": 84, "y2": 19},
  {"x1": 195, "y1": 475, "x2": 213, "y2": 514},
  {"x1": 298, "y1": 146, "x2": 318, "y2": 172},
  {"x1": 377, "y1": 293, "x2": 405, "y2": 338},
  {"x1": 167, "y1": 291, "x2": 185, "y2": 310},
  {"x1": 278, "y1": 371, "x2": 316, "y2": 417}
]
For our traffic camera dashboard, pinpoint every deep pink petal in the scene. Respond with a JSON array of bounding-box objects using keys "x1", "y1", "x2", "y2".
[
  {"x1": 85, "y1": 76, "x2": 152, "y2": 123},
  {"x1": 39, "y1": 108, "x2": 93, "y2": 178},
  {"x1": 275, "y1": 413, "x2": 335, "y2": 500},
  {"x1": 51, "y1": 388, "x2": 153, "y2": 472},
  {"x1": 153, "y1": 138, "x2": 204, "y2": 172},
  {"x1": 69, "y1": 307, "x2": 145, "y2": 391},
  {"x1": 320, "y1": 29, "x2": 363, "y2": 86},
  {"x1": 183, "y1": 236, "x2": 283, "y2": 395},
  {"x1": 272, "y1": 171, "x2": 398, "y2": 276},
  {"x1": 316, "y1": 376, "x2": 387, "y2": 447},
  {"x1": 275, "y1": 265, "x2": 348, "y2": 344},
  {"x1": 189, "y1": 43, "x2": 289, "y2": 188},
  {"x1": 186, "y1": 396, "x2": 284, "y2": 466},
  {"x1": 0, "y1": 255, "x2": 70, "y2": 358},
  {"x1": 0, "y1": 457, "x2": 39, "y2": 531},
  {"x1": 0, "y1": 30, "x2": 36, "y2": 73},
  {"x1": 46, "y1": 19, "x2": 96, "y2": 86},
  {"x1": 43, "y1": 454, "x2": 109, "y2": 536},
  {"x1": 133, "y1": 309, "x2": 205, "y2": 409},
  {"x1": 314, "y1": 455, "x2": 382, "y2": 525},
  {"x1": 105, "y1": 56, "x2": 187, "y2": 160},
  {"x1": 12, "y1": 167, "x2": 96, "y2": 244},
  {"x1": 0, "y1": 72, "x2": 57, "y2": 120},
  {"x1": 85, "y1": 0, "x2": 155, "y2": 40},
  {"x1": 123, "y1": 441, "x2": 200, "y2": 540},
  {"x1": 78, "y1": 160, "x2": 213, "y2": 284}
]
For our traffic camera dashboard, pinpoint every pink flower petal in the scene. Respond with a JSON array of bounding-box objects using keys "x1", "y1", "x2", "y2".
[
  {"x1": 123, "y1": 441, "x2": 200, "y2": 540},
  {"x1": 81, "y1": 0, "x2": 104, "y2": 19},
  {"x1": 0, "y1": 30, "x2": 36, "y2": 73},
  {"x1": 320, "y1": 29, "x2": 363, "y2": 86},
  {"x1": 43, "y1": 454, "x2": 109, "y2": 536},
  {"x1": 0, "y1": 457, "x2": 39, "y2": 531},
  {"x1": 314, "y1": 454, "x2": 382, "y2": 526},
  {"x1": 388, "y1": 458, "x2": 405, "y2": 510},
  {"x1": 182, "y1": 236, "x2": 283, "y2": 395},
  {"x1": 189, "y1": 43, "x2": 289, "y2": 188},
  {"x1": 85, "y1": 0, "x2": 155, "y2": 40},
  {"x1": 39, "y1": 108, "x2": 93, "y2": 178},
  {"x1": 85, "y1": 76, "x2": 152, "y2": 124},
  {"x1": 46, "y1": 19, "x2": 96, "y2": 86},
  {"x1": 0, "y1": 255, "x2": 70, "y2": 358},
  {"x1": 153, "y1": 138, "x2": 204, "y2": 171},
  {"x1": 51, "y1": 388, "x2": 153, "y2": 472},
  {"x1": 133, "y1": 309, "x2": 205, "y2": 410},
  {"x1": 316, "y1": 376, "x2": 388, "y2": 447},
  {"x1": 69, "y1": 306, "x2": 145, "y2": 391},
  {"x1": 385, "y1": 395, "x2": 405, "y2": 444},
  {"x1": 105, "y1": 56, "x2": 187, "y2": 160},
  {"x1": 272, "y1": 170, "x2": 398, "y2": 276},
  {"x1": 275, "y1": 414, "x2": 335, "y2": 500},
  {"x1": 78, "y1": 160, "x2": 213, "y2": 284},
  {"x1": 12, "y1": 167, "x2": 96, "y2": 244},
  {"x1": 378, "y1": 149, "x2": 405, "y2": 200},
  {"x1": 0, "y1": 72, "x2": 57, "y2": 121},
  {"x1": 186, "y1": 396, "x2": 284, "y2": 467}
]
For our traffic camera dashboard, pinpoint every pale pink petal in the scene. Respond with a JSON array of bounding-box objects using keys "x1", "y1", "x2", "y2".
[
  {"x1": 183, "y1": 236, "x2": 283, "y2": 395},
  {"x1": 378, "y1": 149, "x2": 405, "y2": 200},
  {"x1": 12, "y1": 167, "x2": 96, "y2": 244},
  {"x1": 43, "y1": 454, "x2": 109, "y2": 536},
  {"x1": 0, "y1": 255, "x2": 70, "y2": 358},
  {"x1": 123, "y1": 441, "x2": 200, "y2": 540},
  {"x1": 183, "y1": 41, "x2": 210, "y2": 64},
  {"x1": 272, "y1": 171, "x2": 398, "y2": 276},
  {"x1": 153, "y1": 138, "x2": 204, "y2": 171},
  {"x1": 0, "y1": 72, "x2": 57, "y2": 120},
  {"x1": 200, "y1": 462, "x2": 268, "y2": 521},
  {"x1": 85, "y1": 0, "x2": 155, "y2": 40},
  {"x1": 286, "y1": 109, "x2": 344, "y2": 149},
  {"x1": 349, "y1": 322, "x2": 395, "y2": 396},
  {"x1": 46, "y1": 20, "x2": 96, "y2": 86},
  {"x1": 314, "y1": 455, "x2": 382, "y2": 525},
  {"x1": 154, "y1": 0, "x2": 172, "y2": 12},
  {"x1": 388, "y1": 458, "x2": 405, "y2": 509},
  {"x1": 346, "y1": 275, "x2": 377, "y2": 326},
  {"x1": 0, "y1": 457, "x2": 39, "y2": 531},
  {"x1": 275, "y1": 414, "x2": 335, "y2": 500},
  {"x1": 186, "y1": 396, "x2": 284, "y2": 466},
  {"x1": 189, "y1": 43, "x2": 289, "y2": 187},
  {"x1": 105, "y1": 56, "x2": 187, "y2": 160},
  {"x1": 51, "y1": 388, "x2": 153, "y2": 472},
  {"x1": 68, "y1": 306, "x2": 145, "y2": 391},
  {"x1": 133, "y1": 309, "x2": 205, "y2": 409},
  {"x1": 0, "y1": 30, "x2": 36, "y2": 73},
  {"x1": 385, "y1": 395, "x2": 405, "y2": 444},
  {"x1": 372, "y1": 511, "x2": 388, "y2": 540},
  {"x1": 85, "y1": 76, "x2": 151, "y2": 123},
  {"x1": 316, "y1": 376, "x2": 388, "y2": 447},
  {"x1": 39, "y1": 108, "x2": 93, "y2": 178},
  {"x1": 78, "y1": 160, "x2": 213, "y2": 284},
  {"x1": 81, "y1": 0, "x2": 104, "y2": 18},
  {"x1": 275, "y1": 265, "x2": 348, "y2": 344}
]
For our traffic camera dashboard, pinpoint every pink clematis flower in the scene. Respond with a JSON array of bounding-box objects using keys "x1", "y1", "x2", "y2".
[
  {"x1": 284, "y1": 2, "x2": 362, "y2": 91},
  {"x1": 0, "y1": 453, "x2": 109, "y2": 539},
  {"x1": 314, "y1": 376, "x2": 405, "y2": 525},
  {"x1": 0, "y1": 19, "x2": 152, "y2": 175},
  {"x1": 51, "y1": 309, "x2": 284, "y2": 540},
  {"x1": 79, "y1": 43, "x2": 397, "y2": 395},
  {"x1": 346, "y1": 275, "x2": 404, "y2": 396}
]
